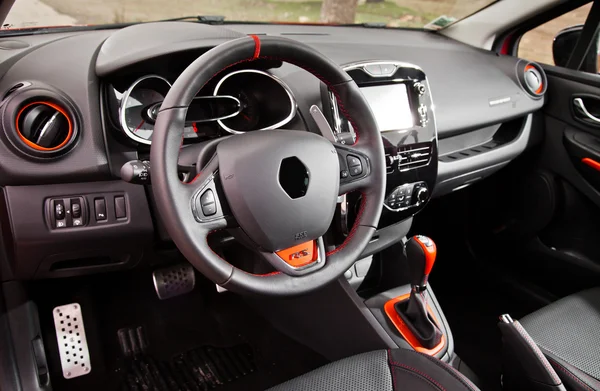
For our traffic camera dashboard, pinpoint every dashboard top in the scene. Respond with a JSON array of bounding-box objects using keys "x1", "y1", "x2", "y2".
[{"x1": 0, "y1": 21, "x2": 543, "y2": 186}]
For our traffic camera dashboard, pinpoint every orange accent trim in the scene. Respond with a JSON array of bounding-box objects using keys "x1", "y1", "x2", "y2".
[
  {"x1": 384, "y1": 293, "x2": 447, "y2": 356},
  {"x1": 414, "y1": 237, "x2": 437, "y2": 277},
  {"x1": 249, "y1": 34, "x2": 261, "y2": 60},
  {"x1": 15, "y1": 101, "x2": 73, "y2": 151},
  {"x1": 275, "y1": 240, "x2": 317, "y2": 268},
  {"x1": 582, "y1": 157, "x2": 600, "y2": 171},
  {"x1": 525, "y1": 64, "x2": 544, "y2": 94}
]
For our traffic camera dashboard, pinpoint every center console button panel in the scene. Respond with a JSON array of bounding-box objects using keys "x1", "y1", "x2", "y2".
[{"x1": 384, "y1": 181, "x2": 429, "y2": 211}]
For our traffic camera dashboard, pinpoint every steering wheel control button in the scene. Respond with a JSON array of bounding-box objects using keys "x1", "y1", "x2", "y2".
[
  {"x1": 346, "y1": 155, "x2": 361, "y2": 167},
  {"x1": 94, "y1": 198, "x2": 107, "y2": 221},
  {"x1": 340, "y1": 170, "x2": 349, "y2": 179},
  {"x1": 350, "y1": 165, "x2": 363, "y2": 176},
  {"x1": 114, "y1": 196, "x2": 126, "y2": 219},
  {"x1": 202, "y1": 202, "x2": 217, "y2": 217},
  {"x1": 199, "y1": 189, "x2": 217, "y2": 216},
  {"x1": 200, "y1": 189, "x2": 215, "y2": 205},
  {"x1": 346, "y1": 155, "x2": 363, "y2": 177}
]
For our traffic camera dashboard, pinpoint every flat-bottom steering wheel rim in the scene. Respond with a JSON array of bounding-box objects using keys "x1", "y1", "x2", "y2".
[{"x1": 151, "y1": 35, "x2": 386, "y2": 296}]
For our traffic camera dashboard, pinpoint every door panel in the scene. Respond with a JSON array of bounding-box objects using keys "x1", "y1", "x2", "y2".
[
  {"x1": 464, "y1": 65, "x2": 600, "y2": 298},
  {"x1": 541, "y1": 67, "x2": 600, "y2": 208}
]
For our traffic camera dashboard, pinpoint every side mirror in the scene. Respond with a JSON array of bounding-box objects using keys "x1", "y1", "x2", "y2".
[{"x1": 553, "y1": 25, "x2": 599, "y2": 73}]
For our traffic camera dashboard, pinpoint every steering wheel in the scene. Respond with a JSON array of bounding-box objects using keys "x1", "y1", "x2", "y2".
[{"x1": 151, "y1": 35, "x2": 385, "y2": 296}]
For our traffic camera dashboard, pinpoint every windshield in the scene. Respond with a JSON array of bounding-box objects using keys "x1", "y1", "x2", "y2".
[{"x1": 4, "y1": 0, "x2": 496, "y2": 30}]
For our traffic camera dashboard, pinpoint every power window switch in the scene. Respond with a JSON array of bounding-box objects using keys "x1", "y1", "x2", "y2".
[{"x1": 94, "y1": 198, "x2": 107, "y2": 221}]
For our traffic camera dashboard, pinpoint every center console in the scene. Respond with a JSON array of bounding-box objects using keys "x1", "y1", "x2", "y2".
[
  {"x1": 323, "y1": 61, "x2": 438, "y2": 228},
  {"x1": 321, "y1": 63, "x2": 452, "y2": 362}
]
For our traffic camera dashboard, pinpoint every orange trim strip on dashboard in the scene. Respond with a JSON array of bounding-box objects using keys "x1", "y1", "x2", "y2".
[
  {"x1": 582, "y1": 157, "x2": 600, "y2": 171},
  {"x1": 275, "y1": 240, "x2": 317, "y2": 268},
  {"x1": 15, "y1": 101, "x2": 73, "y2": 151},
  {"x1": 384, "y1": 293, "x2": 446, "y2": 356}
]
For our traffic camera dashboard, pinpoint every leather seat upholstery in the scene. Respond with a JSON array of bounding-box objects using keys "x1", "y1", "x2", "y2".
[
  {"x1": 520, "y1": 287, "x2": 600, "y2": 391},
  {"x1": 269, "y1": 348, "x2": 479, "y2": 391}
]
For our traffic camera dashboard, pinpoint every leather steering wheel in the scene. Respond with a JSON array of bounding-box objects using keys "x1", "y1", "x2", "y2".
[{"x1": 151, "y1": 35, "x2": 385, "y2": 296}]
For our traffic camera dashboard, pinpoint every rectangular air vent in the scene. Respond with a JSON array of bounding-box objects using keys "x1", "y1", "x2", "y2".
[{"x1": 397, "y1": 144, "x2": 432, "y2": 171}]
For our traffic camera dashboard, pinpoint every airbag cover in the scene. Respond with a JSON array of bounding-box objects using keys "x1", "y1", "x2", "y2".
[{"x1": 218, "y1": 130, "x2": 339, "y2": 252}]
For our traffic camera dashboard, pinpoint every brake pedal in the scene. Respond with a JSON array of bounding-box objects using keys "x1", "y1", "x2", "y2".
[
  {"x1": 52, "y1": 303, "x2": 91, "y2": 379},
  {"x1": 152, "y1": 263, "x2": 195, "y2": 300}
]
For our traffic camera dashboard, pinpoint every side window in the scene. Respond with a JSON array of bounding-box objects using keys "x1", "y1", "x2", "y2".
[{"x1": 517, "y1": 3, "x2": 597, "y2": 73}]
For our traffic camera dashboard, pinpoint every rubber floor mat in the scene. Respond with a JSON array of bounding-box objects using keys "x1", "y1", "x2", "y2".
[{"x1": 119, "y1": 326, "x2": 256, "y2": 391}]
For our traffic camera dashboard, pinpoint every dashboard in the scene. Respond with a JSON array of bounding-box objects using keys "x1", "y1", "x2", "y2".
[{"x1": 0, "y1": 21, "x2": 546, "y2": 281}]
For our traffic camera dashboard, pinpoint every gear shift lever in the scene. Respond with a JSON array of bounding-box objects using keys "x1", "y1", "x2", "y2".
[
  {"x1": 395, "y1": 235, "x2": 443, "y2": 349},
  {"x1": 406, "y1": 235, "x2": 437, "y2": 291}
]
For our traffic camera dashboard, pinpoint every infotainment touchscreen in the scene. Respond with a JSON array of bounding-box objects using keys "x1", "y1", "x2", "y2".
[{"x1": 360, "y1": 84, "x2": 413, "y2": 131}]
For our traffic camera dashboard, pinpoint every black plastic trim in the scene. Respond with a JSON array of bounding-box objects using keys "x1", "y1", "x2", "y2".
[{"x1": 1, "y1": 181, "x2": 153, "y2": 280}]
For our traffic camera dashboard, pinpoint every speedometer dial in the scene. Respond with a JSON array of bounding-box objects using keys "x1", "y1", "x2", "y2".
[{"x1": 120, "y1": 75, "x2": 196, "y2": 145}]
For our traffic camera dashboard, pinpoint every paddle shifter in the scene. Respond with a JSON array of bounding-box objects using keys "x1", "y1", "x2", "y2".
[{"x1": 395, "y1": 235, "x2": 443, "y2": 349}]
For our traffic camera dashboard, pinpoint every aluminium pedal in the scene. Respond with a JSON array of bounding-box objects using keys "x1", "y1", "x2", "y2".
[
  {"x1": 152, "y1": 263, "x2": 195, "y2": 300},
  {"x1": 52, "y1": 303, "x2": 91, "y2": 379}
]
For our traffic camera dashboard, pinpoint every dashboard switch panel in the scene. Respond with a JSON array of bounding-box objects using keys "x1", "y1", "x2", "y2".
[{"x1": 47, "y1": 196, "x2": 87, "y2": 229}]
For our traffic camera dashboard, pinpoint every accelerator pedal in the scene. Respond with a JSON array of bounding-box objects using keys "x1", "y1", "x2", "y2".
[
  {"x1": 52, "y1": 303, "x2": 91, "y2": 379},
  {"x1": 152, "y1": 263, "x2": 196, "y2": 300}
]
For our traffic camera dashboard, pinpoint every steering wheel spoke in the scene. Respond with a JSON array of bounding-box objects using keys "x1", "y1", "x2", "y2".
[
  {"x1": 335, "y1": 143, "x2": 372, "y2": 195},
  {"x1": 259, "y1": 237, "x2": 327, "y2": 276}
]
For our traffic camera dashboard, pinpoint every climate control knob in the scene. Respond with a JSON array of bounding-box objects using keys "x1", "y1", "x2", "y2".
[{"x1": 416, "y1": 187, "x2": 429, "y2": 203}]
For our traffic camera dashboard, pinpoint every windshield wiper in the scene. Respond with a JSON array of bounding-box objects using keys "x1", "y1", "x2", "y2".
[{"x1": 158, "y1": 15, "x2": 225, "y2": 24}]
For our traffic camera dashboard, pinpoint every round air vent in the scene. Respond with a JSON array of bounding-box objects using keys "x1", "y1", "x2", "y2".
[
  {"x1": 15, "y1": 101, "x2": 73, "y2": 151},
  {"x1": 517, "y1": 61, "x2": 547, "y2": 98}
]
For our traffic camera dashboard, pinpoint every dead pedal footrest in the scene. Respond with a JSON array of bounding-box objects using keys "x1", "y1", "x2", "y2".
[{"x1": 53, "y1": 303, "x2": 92, "y2": 379}]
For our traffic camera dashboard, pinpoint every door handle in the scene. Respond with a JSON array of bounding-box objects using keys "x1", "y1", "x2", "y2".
[{"x1": 573, "y1": 97, "x2": 600, "y2": 124}]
